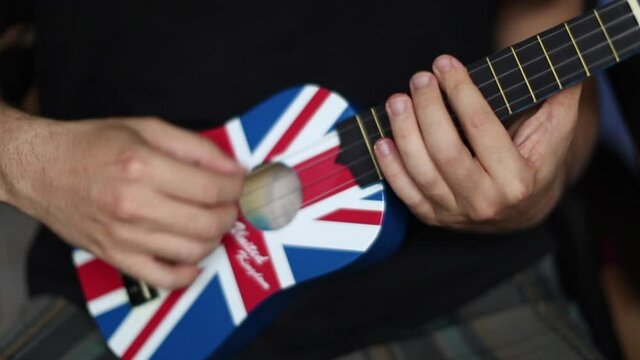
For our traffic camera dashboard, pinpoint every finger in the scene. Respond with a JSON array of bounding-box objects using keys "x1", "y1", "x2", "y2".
[
  {"x1": 116, "y1": 186, "x2": 238, "y2": 240},
  {"x1": 385, "y1": 93, "x2": 456, "y2": 209},
  {"x1": 116, "y1": 227, "x2": 221, "y2": 265},
  {"x1": 116, "y1": 252, "x2": 200, "y2": 289},
  {"x1": 408, "y1": 69, "x2": 484, "y2": 196},
  {"x1": 432, "y1": 55, "x2": 527, "y2": 181},
  {"x1": 147, "y1": 149, "x2": 245, "y2": 205},
  {"x1": 374, "y1": 138, "x2": 436, "y2": 221},
  {"x1": 129, "y1": 118, "x2": 244, "y2": 174}
]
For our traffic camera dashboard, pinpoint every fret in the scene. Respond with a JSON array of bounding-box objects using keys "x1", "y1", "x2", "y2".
[
  {"x1": 354, "y1": 114, "x2": 382, "y2": 179},
  {"x1": 510, "y1": 46, "x2": 537, "y2": 102},
  {"x1": 570, "y1": 12, "x2": 617, "y2": 74},
  {"x1": 489, "y1": 48, "x2": 534, "y2": 114},
  {"x1": 541, "y1": 23, "x2": 587, "y2": 88},
  {"x1": 564, "y1": 22, "x2": 591, "y2": 76},
  {"x1": 516, "y1": 36, "x2": 561, "y2": 102},
  {"x1": 537, "y1": 35, "x2": 563, "y2": 89},
  {"x1": 485, "y1": 57, "x2": 512, "y2": 115},
  {"x1": 628, "y1": 0, "x2": 640, "y2": 25},
  {"x1": 600, "y1": 0, "x2": 640, "y2": 60},
  {"x1": 370, "y1": 107, "x2": 386, "y2": 139},
  {"x1": 468, "y1": 59, "x2": 511, "y2": 120},
  {"x1": 594, "y1": 9, "x2": 620, "y2": 62}
]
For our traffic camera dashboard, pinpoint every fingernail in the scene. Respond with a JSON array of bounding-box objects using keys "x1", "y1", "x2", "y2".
[
  {"x1": 434, "y1": 56, "x2": 454, "y2": 73},
  {"x1": 411, "y1": 72, "x2": 432, "y2": 90},
  {"x1": 387, "y1": 97, "x2": 407, "y2": 116},
  {"x1": 374, "y1": 139, "x2": 394, "y2": 158}
]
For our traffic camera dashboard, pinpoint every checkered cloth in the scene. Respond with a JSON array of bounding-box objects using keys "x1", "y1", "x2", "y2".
[{"x1": 0, "y1": 256, "x2": 603, "y2": 360}]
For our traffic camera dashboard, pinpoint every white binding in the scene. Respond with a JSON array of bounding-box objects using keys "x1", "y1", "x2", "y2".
[{"x1": 628, "y1": 0, "x2": 640, "y2": 26}]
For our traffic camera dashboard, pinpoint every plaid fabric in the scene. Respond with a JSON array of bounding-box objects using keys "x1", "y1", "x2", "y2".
[{"x1": 0, "y1": 256, "x2": 603, "y2": 360}]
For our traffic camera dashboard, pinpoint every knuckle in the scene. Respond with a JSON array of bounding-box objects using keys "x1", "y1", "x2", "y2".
[
  {"x1": 505, "y1": 179, "x2": 534, "y2": 204},
  {"x1": 117, "y1": 148, "x2": 148, "y2": 181},
  {"x1": 110, "y1": 189, "x2": 139, "y2": 220},
  {"x1": 183, "y1": 243, "x2": 211, "y2": 264},
  {"x1": 464, "y1": 109, "x2": 494, "y2": 131},
  {"x1": 468, "y1": 201, "x2": 499, "y2": 222},
  {"x1": 437, "y1": 150, "x2": 463, "y2": 169},
  {"x1": 448, "y1": 79, "x2": 473, "y2": 97},
  {"x1": 416, "y1": 174, "x2": 439, "y2": 192}
]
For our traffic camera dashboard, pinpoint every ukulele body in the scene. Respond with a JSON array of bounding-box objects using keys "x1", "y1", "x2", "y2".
[{"x1": 73, "y1": 85, "x2": 407, "y2": 360}]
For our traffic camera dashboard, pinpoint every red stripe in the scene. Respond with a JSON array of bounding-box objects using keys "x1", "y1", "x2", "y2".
[
  {"x1": 294, "y1": 146, "x2": 357, "y2": 208},
  {"x1": 265, "y1": 88, "x2": 331, "y2": 160},
  {"x1": 122, "y1": 289, "x2": 186, "y2": 360},
  {"x1": 201, "y1": 126, "x2": 235, "y2": 158},
  {"x1": 77, "y1": 259, "x2": 124, "y2": 301},
  {"x1": 317, "y1": 209, "x2": 382, "y2": 226},
  {"x1": 224, "y1": 219, "x2": 281, "y2": 312}
]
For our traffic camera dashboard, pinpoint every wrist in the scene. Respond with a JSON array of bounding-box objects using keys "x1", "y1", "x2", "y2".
[{"x1": 0, "y1": 108, "x2": 57, "y2": 212}]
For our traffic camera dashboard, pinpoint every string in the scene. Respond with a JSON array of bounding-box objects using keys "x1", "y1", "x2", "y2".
[
  {"x1": 478, "y1": 12, "x2": 635, "y2": 105},
  {"x1": 240, "y1": 17, "x2": 640, "y2": 205},
  {"x1": 241, "y1": 28, "x2": 640, "y2": 219},
  {"x1": 468, "y1": 0, "x2": 627, "y2": 75},
  {"x1": 269, "y1": 5, "x2": 637, "y2": 184}
]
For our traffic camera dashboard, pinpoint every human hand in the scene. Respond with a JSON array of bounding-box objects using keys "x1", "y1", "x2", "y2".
[
  {"x1": 7, "y1": 117, "x2": 244, "y2": 288},
  {"x1": 374, "y1": 55, "x2": 582, "y2": 233}
]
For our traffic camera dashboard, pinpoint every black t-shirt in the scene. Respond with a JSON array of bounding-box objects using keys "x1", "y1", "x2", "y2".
[{"x1": 21, "y1": 1, "x2": 556, "y2": 359}]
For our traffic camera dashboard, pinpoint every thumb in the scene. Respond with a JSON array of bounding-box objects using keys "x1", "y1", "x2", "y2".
[{"x1": 127, "y1": 118, "x2": 243, "y2": 174}]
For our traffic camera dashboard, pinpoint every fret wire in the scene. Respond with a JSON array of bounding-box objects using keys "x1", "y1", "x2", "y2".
[
  {"x1": 370, "y1": 107, "x2": 386, "y2": 138},
  {"x1": 469, "y1": 0, "x2": 628, "y2": 75},
  {"x1": 490, "y1": 29, "x2": 639, "y2": 118},
  {"x1": 486, "y1": 57, "x2": 512, "y2": 114},
  {"x1": 510, "y1": 46, "x2": 537, "y2": 102},
  {"x1": 322, "y1": 9, "x2": 639, "y2": 159},
  {"x1": 627, "y1": 0, "x2": 640, "y2": 26},
  {"x1": 564, "y1": 22, "x2": 592, "y2": 76},
  {"x1": 473, "y1": 12, "x2": 634, "y2": 103},
  {"x1": 354, "y1": 114, "x2": 382, "y2": 179},
  {"x1": 594, "y1": 9, "x2": 621, "y2": 61},
  {"x1": 537, "y1": 35, "x2": 563, "y2": 89}
]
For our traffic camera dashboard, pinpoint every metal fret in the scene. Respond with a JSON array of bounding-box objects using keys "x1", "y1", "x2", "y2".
[
  {"x1": 370, "y1": 107, "x2": 386, "y2": 138},
  {"x1": 355, "y1": 114, "x2": 382, "y2": 179},
  {"x1": 594, "y1": 9, "x2": 621, "y2": 62},
  {"x1": 537, "y1": 35, "x2": 563, "y2": 89},
  {"x1": 510, "y1": 46, "x2": 537, "y2": 103},
  {"x1": 564, "y1": 22, "x2": 591, "y2": 76},
  {"x1": 628, "y1": 0, "x2": 640, "y2": 26},
  {"x1": 485, "y1": 57, "x2": 512, "y2": 115}
]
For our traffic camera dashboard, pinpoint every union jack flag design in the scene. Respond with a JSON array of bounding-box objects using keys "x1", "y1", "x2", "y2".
[{"x1": 73, "y1": 85, "x2": 397, "y2": 359}]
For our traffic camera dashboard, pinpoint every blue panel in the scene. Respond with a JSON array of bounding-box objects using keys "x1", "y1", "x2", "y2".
[
  {"x1": 362, "y1": 190, "x2": 383, "y2": 202},
  {"x1": 240, "y1": 87, "x2": 303, "y2": 151},
  {"x1": 151, "y1": 276, "x2": 235, "y2": 360},
  {"x1": 96, "y1": 304, "x2": 131, "y2": 339},
  {"x1": 285, "y1": 246, "x2": 361, "y2": 283}
]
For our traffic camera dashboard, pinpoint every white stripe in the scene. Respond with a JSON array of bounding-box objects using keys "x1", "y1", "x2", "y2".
[
  {"x1": 108, "y1": 296, "x2": 165, "y2": 357},
  {"x1": 73, "y1": 249, "x2": 96, "y2": 267},
  {"x1": 263, "y1": 233, "x2": 296, "y2": 288},
  {"x1": 295, "y1": 184, "x2": 384, "y2": 223},
  {"x1": 629, "y1": 0, "x2": 640, "y2": 26},
  {"x1": 88, "y1": 288, "x2": 129, "y2": 317},
  {"x1": 214, "y1": 247, "x2": 248, "y2": 325},
  {"x1": 250, "y1": 86, "x2": 319, "y2": 166},
  {"x1": 134, "y1": 250, "x2": 240, "y2": 360},
  {"x1": 226, "y1": 118, "x2": 253, "y2": 169},
  {"x1": 282, "y1": 93, "x2": 348, "y2": 157},
  {"x1": 277, "y1": 221, "x2": 380, "y2": 252},
  {"x1": 277, "y1": 132, "x2": 340, "y2": 167}
]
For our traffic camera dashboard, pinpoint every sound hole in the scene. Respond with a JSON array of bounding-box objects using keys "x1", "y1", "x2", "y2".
[{"x1": 239, "y1": 163, "x2": 302, "y2": 230}]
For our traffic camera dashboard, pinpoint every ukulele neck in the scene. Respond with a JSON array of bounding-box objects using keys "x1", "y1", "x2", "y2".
[{"x1": 336, "y1": 0, "x2": 640, "y2": 188}]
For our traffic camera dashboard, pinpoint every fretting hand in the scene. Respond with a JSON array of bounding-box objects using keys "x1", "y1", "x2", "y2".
[{"x1": 374, "y1": 55, "x2": 582, "y2": 233}]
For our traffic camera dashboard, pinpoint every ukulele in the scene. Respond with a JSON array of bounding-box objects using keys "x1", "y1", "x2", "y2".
[{"x1": 73, "y1": 0, "x2": 640, "y2": 358}]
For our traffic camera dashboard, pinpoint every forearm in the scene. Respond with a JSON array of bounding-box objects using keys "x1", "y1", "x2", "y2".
[
  {"x1": 496, "y1": 0, "x2": 598, "y2": 183},
  {"x1": 0, "y1": 102, "x2": 51, "y2": 208}
]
